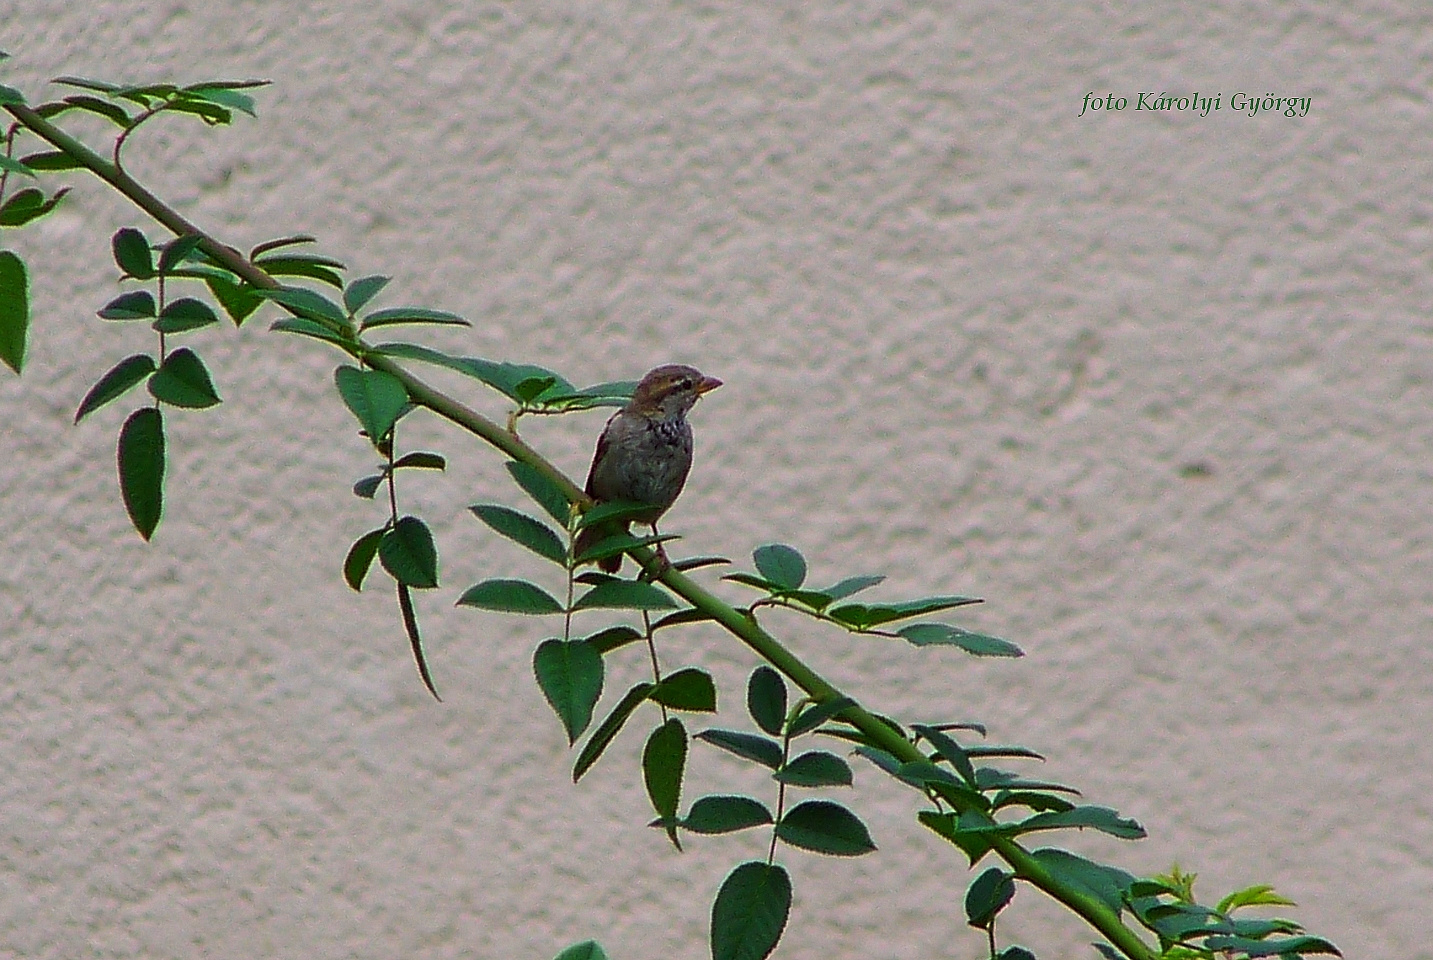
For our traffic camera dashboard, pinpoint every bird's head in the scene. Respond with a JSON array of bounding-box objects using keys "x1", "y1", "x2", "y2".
[{"x1": 629, "y1": 364, "x2": 722, "y2": 419}]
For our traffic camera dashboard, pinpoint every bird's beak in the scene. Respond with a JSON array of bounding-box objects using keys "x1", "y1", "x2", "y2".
[{"x1": 696, "y1": 376, "x2": 723, "y2": 395}]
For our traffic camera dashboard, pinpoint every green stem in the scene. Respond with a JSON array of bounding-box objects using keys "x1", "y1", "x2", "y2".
[{"x1": 5, "y1": 101, "x2": 1156, "y2": 960}]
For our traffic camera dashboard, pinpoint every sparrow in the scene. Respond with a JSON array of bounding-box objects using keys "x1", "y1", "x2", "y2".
[{"x1": 574, "y1": 364, "x2": 722, "y2": 573}]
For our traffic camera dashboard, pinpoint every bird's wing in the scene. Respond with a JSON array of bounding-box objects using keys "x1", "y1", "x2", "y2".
[{"x1": 584, "y1": 410, "x2": 621, "y2": 498}]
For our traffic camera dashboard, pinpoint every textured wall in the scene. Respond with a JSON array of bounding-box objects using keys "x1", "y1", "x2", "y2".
[{"x1": 1, "y1": 2, "x2": 1430, "y2": 957}]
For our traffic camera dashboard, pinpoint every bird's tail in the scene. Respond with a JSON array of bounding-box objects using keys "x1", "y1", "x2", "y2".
[{"x1": 573, "y1": 521, "x2": 628, "y2": 573}]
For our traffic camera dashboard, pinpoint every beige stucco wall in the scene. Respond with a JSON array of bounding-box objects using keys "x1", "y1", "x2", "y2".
[{"x1": 2, "y1": 2, "x2": 1430, "y2": 957}]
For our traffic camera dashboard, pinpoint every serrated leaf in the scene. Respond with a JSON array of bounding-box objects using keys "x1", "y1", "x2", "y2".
[
  {"x1": 343, "y1": 274, "x2": 390, "y2": 314},
  {"x1": 117, "y1": 406, "x2": 164, "y2": 540},
  {"x1": 584, "y1": 625, "x2": 643, "y2": 655},
  {"x1": 746, "y1": 666, "x2": 786, "y2": 737},
  {"x1": 682, "y1": 795, "x2": 774, "y2": 834},
  {"x1": 147, "y1": 348, "x2": 221, "y2": 408},
  {"x1": 164, "y1": 98, "x2": 231, "y2": 125},
  {"x1": 898, "y1": 622, "x2": 1023, "y2": 656},
  {"x1": 205, "y1": 275, "x2": 262, "y2": 325},
  {"x1": 574, "y1": 499, "x2": 657, "y2": 530},
  {"x1": 918, "y1": 810, "x2": 996, "y2": 865},
  {"x1": 396, "y1": 581, "x2": 440, "y2": 700},
  {"x1": 753, "y1": 543, "x2": 806, "y2": 590},
  {"x1": 74, "y1": 354, "x2": 156, "y2": 422},
  {"x1": 722, "y1": 572, "x2": 778, "y2": 592},
  {"x1": 990, "y1": 791, "x2": 1074, "y2": 814},
  {"x1": 552, "y1": 941, "x2": 609, "y2": 960},
  {"x1": 0, "y1": 83, "x2": 24, "y2": 106},
  {"x1": 774, "y1": 751, "x2": 853, "y2": 788},
  {"x1": 251, "y1": 254, "x2": 343, "y2": 288},
  {"x1": 249, "y1": 234, "x2": 316, "y2": 258},
  {"x1": 392, "y1": 451, "x2": 445, "y2": 471},
  {"x1": 1217, "y1": 884, "x2": 1297, "y2": 913},
  {"x1": 153, "y1": 297, "x2": 219, "y2": 333},
  {"x1": 0, "y1": 251, "x2": 28, "y2": 374},
  {"x1": 456, "y1": 579, "x2": 563, "y2": 614},
  {"x1": 573, "y1": 682, "x2": 655, "y2": 781},
  {"x1": 572, "y1": 579, "x2": 676, "y2": 611},
  {"x1": 821, "y1": 574, "x2": 885, "y2": 602},
  {"x1": 912, "y1": 723, "x2": 977, "y2": 785},
  {"x1": 352, "y1": 474, "x2": 383, "y2": 499},
  {"x1": 775, "y1": 800, "x2": 875, "y2": 856},
  {"x1": 711, "y1": 862, "x2": 791, "y2": 960},
  {"x1": 643, "y1": 718, "x2": 688, "y2": 847},
  {"x1": 1029, "y1": 848, "x2": 1135, "y2": 915},
  {"x1": 270, "y1": 317, "x2": 350, "y2": 345},
  {"x1": 370, "y1": 341, "x2": 574, "y2": 402},
  {"x1": 469, "y1": 504, "x2": 567, "y2": 564},
  {"x1": 186, "y1": 85, "x2": 257, "y2": 116},
  {"x1": 504, "y1": 460, "x2": 572, "y2": 524},
  {"x1": 98, "y1": 290, "x2": 156, "y2": 320},
  {"x1": 343, "y1": 527, "x2": 386, "y2": 591},
  {"x1": 695, "y1": 729, "x2": 783, "y2": 770},
  {"x1": 157, "y1": 234, "x2": 204, "y2": 274},
  {"x1": 378, "y1": 515, "x2": 438, "y2": 588},
  {"x1": 534, "y1": 639, "x2": 604, "y2": 744},
  {"x1": 787, "y1": 696, "x2": 856, "y2": 738},
  {"x1": 53, "y1": 76, "x2": 122, "y2": 93},
  {"x1": 255, "y1": 286, "x2": 347, "y2": 325},
  {"x1": 359, "y1": 306, "x2": 470, "y2": 331},
  {"x1": 112, "y1": 227, "x2": 153, "y2": 279},
  {"x1": 671, "y1": 555, "x2": 730, "y2": 572},
  {"x1": 1200, "y1": 935, "x2": 1340, "y2": 958},
  {"x1": 965, "y1": 867, "x2": 1015, "y2": 928},
  {"x1": 650, "y1": 668, "x2": 717, "y2": 712},
  {"x1": 1015, "y1": 805, "x2": 1145, "y2": 840},
  {"x1": 574, "y1": 531, "x2": 677, "y2": 565},
  {"x1": 334, "y1": 366, "x2": 408, "y2": 442},
  {"x1": 976, "y1": 768, "x2": 1080, "y2": 794}
]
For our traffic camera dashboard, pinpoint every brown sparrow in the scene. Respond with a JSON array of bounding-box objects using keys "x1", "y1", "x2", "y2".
[{"x1": 574, "y1": 364, "x2": 722, "y2": 572}]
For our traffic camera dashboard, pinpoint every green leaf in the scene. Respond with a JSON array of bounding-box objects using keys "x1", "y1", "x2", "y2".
[
  {"x1": 0, "y1": 251, "x2": 28, "y2": 374},
  {"x1": 112, "y1": 227, "x2": 154, "y2": 279},
  {"x1": 574, "y1": 499, "x2": 658, "y2": 530},
  {"x1": 746, "y1": 666, "x2": 787, "y2": 737},
  {"x1": 74, "y1": 354, "x2": 156, "y2": 422},
  {"x1": 352, "y1": 474, "x2": 383, "y2": 499},
  {"x1": 643, "y1": 718, "x2": 688, "y2": 848},
  {"x1": 255, "y1": 286, "x2": 347, "y2": 325},
  {"x1": 252, "y1": 254, "x2": 344, "y2": 288},
  {"x1": 898, "y1": 622, "x2": 1023, "y2": 656},
  {"x1": 49, "y1": 94, "x2": 131, "y2": 126},
  {"x1": 392, "y1": 451, "x2": 445, "y2": 471},
  {"x1": 185, "y1": 85, "x2": 258, "y2": 116},
  {"x1": 1016, "y1": 805, "x2": 1146, "y2": 840},
  {"x1": 572, "y1": 579, "x2": 677, "y2": 611},
  {"x1": 376, "y1": 516, "x2": 439, "y2": 588},
  {"x1": 469, "y1": 503, "x2": 566, "y2": 564},
  {"x1": 996, "y1": 948, "x2": 1036, "y2": 960},
  {"x1": 1200, "y1": 935, "x2": 1340, "y2": 957},
  {"x1": 359, "y1": 306, "x2": 470, "y2": 331},
  {"x1": 334, "y1": 366, "x2": 408, "y2": 442},
  {"x1": 52, "y1": 76, "x2": 122, "y2": 93},
  {"x1": 1029, "y1": 848, "x2": 1135, "y2": 915},
  {"x1": 0, "y1": 83, "x2": 24, "y2": 106},
  {"x1": 396, "y1": 580, "x2": 441, "y2": 700},
  {"x1": 574, "y1": 531, "x2": 677, "y2": 565},
  {"x1": 584, "y1": 625, "x2": 643, "y2": 655},
  {"x1": 533, "y1": 639, "x2": 604, "y2": 744},
  {"x1": 752, "y1": 543, "x2": 806, "y2": 590},
  {"x1": 369, "y1": 341, "x2": 574, "y2": 402},
  {"x1": 552, "y1": 941, "x2": 609, "y2": 960},
  {"x1": 505, "y1": 460, "x2": 573, "y2": 524},
  {"x1": 343, "y1": 527, "x2": 386, "y2": 591},
  {"x1": 147, "y1": 347, "x2": 221, "y2": 408},
  {"x1": 912, "y1": 724, "x2": 977, "y2": 785},
  {"x1": 572, "y1": 681, "x2": 655, "y2": 781},
  {"x1": 822, "y1": 574, "x2": 885, "y2": 602},
  {"x1": 774, "y1": 750, "x2": 852, "y2": 788},
  {"x1": 722, "y1": 572, "x2": 778, "y2": 592},
  {"x1": 650, "y1": 668, "x2": 717, "y2": 712},
  {"x1": 0, "y1": 186, "x2": 69, "y2": 226},
  {"x1": 682, "y1": 795, "x2": 774, "y2": 834},
  {"x1": 157, "y1": 234, "x2": 204, "y2": 274},
  {"x1": 965, "y1": 867, "x2": 1015, "y2": 928},
  {"x1": 205, "y1": 274, "x2": 263, "y2": 325},
  {"x1": 775, "y1": 800, "x2": 876, "y2": 856},
  {"x1": 17, "y1": 151, "x2": 82, "y2": 172},
  {"x1": 829, "y1": 595, "x2": 983, "y2": 630},
  {"x1": 270, "y1": 317, "x2": 350, "y2": 346},
  {"x1": 787, "y1": 696, "x2": 856, "y2": 738},
  {"x1": 117, "y1": 406, "x2": 165, "y2": 540},
  {"x1": 0, "y1": 154, "x2": 35, "y2": 178},
  {"x1": 710, "y1": 862, "x2": 791, "y2": 960},
  {"x1": 694, "y1": 729, "x2": 783, "y2": 770},
  {"x1": 343, "y1": 275, "x2": 390, "y2": 314},
  {"x1": 250, "y1": 234, "x2": 317, "y2": 258},
  {"x1": 153, "y1": 297, "x2": 219, "y2": 333},
  {"x1": 976, "y1": 768, "x2": 1079, "y2": 794},
  {"x1": 163, "y1": 98, "x2": 232, "y2": 125},
  {"x1": 98, "y1": 291, "x2": 156, "y2": 320},
  {"x1": 918, "y1": 810, "x2": 996, "y2": 865},
  {"x1": 456, "y1": 579, "x2": 563, "y2": 614},
  {"x1": 991, "y1": 791, "x2": 1075, "y2": 814}
]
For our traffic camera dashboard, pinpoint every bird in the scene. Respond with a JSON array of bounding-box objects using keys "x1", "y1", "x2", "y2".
[{"x1": 573, "y1": 364, "x2": 722, "y2": 573}]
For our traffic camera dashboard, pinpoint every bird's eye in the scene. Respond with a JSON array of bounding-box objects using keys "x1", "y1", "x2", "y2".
[{"x1": 677, "y1": 377, "x2": 693, "y2": 390}]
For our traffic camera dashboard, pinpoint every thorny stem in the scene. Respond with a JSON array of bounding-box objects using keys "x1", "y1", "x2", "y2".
[{"x1": 4, "y1": 100, "x2": 1158, "y2": 960}]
